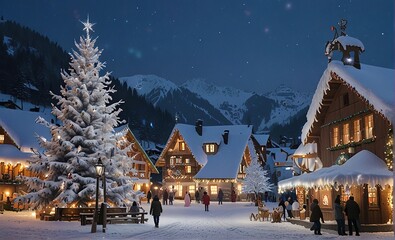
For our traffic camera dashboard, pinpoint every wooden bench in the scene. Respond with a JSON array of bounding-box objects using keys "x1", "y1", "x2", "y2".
[
  {"x1": 81, "y1": 211, "x2": 148, "y2": 225},
  {"x1": 56, "y1": 207, "x2": 126, "y2": 221}
]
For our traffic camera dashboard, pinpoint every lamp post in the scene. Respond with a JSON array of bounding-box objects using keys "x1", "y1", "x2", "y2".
[
  {"x1": 101, "y1": 162, "x2": 107, "y2": 233},
  {"x1": 91, "y1": 158, "x2": 104, "y2": 233}
]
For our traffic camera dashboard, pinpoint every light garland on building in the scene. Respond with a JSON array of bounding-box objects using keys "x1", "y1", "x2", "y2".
[
  {"x1": 384, "y1": 128, "x2": 393, "y2": 171},
  {"x1": 321, "y1": 109, "x2": 370, "y2": 128},
  {"x1": 194, "y1": 178, "x2": 237, "y2": 184},
  {"x1": 327, "y1": 136, "x2": 376, "y2": 151}
]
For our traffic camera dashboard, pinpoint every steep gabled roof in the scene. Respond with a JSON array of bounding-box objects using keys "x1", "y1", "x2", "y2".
[
  {"x1": 158, "y1": 123, "x2": 253, "y2": 179},
  {"x1": 115, "y1": 125, "x2": 159, "y2": 174},
  {"x1": 302, "y1": 61, "x2": 394, "y2": 143},
  {"x1": 0, "y1": 108, "x2": 52, "y2": 152},
  {"x1": 252, "y1": 134, "x2": 270, "y2": 146}
]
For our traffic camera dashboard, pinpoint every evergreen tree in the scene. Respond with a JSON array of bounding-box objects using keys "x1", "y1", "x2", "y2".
[
  {"x1": 19, "y1": 18, "x2": 141, "y2": 209},
  {"x1": 242, "y1": 157, "x2": 273, "y2": 201}
]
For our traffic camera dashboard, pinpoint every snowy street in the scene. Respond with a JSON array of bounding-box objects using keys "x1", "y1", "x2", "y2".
[{"x1": 1, "y1": 200, "x2": 393, "y2": 240}]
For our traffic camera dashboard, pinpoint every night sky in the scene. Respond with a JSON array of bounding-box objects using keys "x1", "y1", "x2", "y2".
[{"x1": 1, "y1": 0, "x2": 393, "y2": 93}]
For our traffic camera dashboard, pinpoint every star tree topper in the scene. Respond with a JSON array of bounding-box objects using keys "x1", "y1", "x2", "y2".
[{"x1": 81, "y1": 16, "x2": 95, "y2": 38}]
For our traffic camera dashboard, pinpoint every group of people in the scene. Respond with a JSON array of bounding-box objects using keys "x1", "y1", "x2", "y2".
[
  {"x1": 309, "y1": 195, "x2": 360, "y2": 236},
  {"x1": 278, "y1": 197, "x2": 299, "y2": 221}
]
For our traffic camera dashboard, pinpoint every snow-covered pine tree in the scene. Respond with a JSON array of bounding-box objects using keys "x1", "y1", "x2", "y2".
[
  {"x1": 242, "y1": 157, "x2": 273, "y2": 203},
  {"x1": 19, "y1": 18, "x2": 142, "y2": 209}
]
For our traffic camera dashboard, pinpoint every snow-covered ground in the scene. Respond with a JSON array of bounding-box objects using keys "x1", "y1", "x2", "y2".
[{"x1": 1, "y1": 200, "x2": 393, "y2": 240}]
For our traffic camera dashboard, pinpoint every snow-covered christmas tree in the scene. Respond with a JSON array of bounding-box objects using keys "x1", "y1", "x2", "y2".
[
  {"x1": 242, "y1": 158, "x2": 273, "y2": 202},
  {"x1": 18, "y1": 18, "x2": 141, "y2": 209}
]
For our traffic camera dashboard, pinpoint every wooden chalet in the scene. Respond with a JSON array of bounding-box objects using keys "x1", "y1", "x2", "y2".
[
  {"x1": 115, "y1": 126, "x2": 159, "y2": 196},
  {"x1": 279, "y1": 30, "x2": 394, "y2": 225},
  {"x1": 0, "y1": 108, "x2": 51, "y2": 205},
  {"x1": 156, "y1": 120, "x2": 259, "y2": 201}
]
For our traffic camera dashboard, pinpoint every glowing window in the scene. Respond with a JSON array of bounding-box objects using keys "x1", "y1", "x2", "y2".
[
  {"x1": 170, "y1": 156, "x2": 175, "y2": 166},
  {"x1": 189, "y1": 185, "x2": 195, "y2": 193},
  {"x1": 0, "y1": 134, "x2": 4, "y2": 144},
  {"x1": 368, "y1": 186, "x2": 378, "y2": 207},
  {"x1": 332, "y1": 126, "x2": 340, "y2": 146},
  {"x1": 176, "y1": 157, "x2": 182, "y2": 164},
  {"x1": 210, "y1": 185, "x2": 218, "y2": 195},
  {"x1": 364, "y1": 114, "x2": 374, "y2": 139},
  {"x1": 343, "y1": 123, "x2": 350, "y2": 144},
  {"x1": 353, "y1": 119, "x2": 361, "y2": 142},
  {"x1": 205, "y1": 144, "x2": 215, "y2": 153},
  {"x1": 179, "y1": 141, "x2": 186, "y2": 151},
  {"x1": 186, "y1": 166, "x2": 191, "y2": 173},
  {"x1": 185, "y1": 158, "x2": 190, "y2": 164}
]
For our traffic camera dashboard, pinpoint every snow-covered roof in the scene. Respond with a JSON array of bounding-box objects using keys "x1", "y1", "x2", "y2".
[
  {"x1": 278, "y1": 150, "x2": 393, "y2": 190},
  {"x1": 0, "y1": 144, "x2": 32, "y2": 164},
  {"x1": 334, "y1": 35, "x2": 365, "y2": 51},
  {"x1": 114, "y1": 125, "x2": 159, "y2": 174},
  {"x1": 302, "y1": 61, "x2": 394, "y2": 143},
  {"x1": 252, "y1": 134, "x2": 270, "y2": 146},
  {"x1": 171, "y1": 124, "x2": 252, "y2": 179},
  {"x1": 0, "y1": 108, "x2": 52, "y2": 152},
  {"x1": 293, "y1": 143, "x2": 317, "y2": 157}
]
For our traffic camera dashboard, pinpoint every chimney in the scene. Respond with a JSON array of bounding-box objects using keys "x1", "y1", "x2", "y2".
[
  {"x1": 222, "y1": 130, "x2": 229, "y2": 144},
  {"x1": 195, "y1": 119, "x2": 203, "y2": 136}
]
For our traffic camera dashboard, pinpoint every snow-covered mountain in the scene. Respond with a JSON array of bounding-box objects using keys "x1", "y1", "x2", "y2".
[
  {"x1": 119, "y1": 75, "x2": 178, "y2": 106},
  {"x1": 181, "y1": 79, "x2": 252, "y2": 124},
  {"x1": 260, "y1": 84, "x2": 312, "y2": 129},
  {"x1": 119, "y1": 75, "x2": 312, "y2": 131}
]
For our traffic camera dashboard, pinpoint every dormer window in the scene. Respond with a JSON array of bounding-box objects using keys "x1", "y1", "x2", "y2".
[
  {"x1": 204, "y1": 143, "x2": 217, "y2": 154},
  {"x1": 0, "y1": 134, "x2": 4, "y2": 144}
]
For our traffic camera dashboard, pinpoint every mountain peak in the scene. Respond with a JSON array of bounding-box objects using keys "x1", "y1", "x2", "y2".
[{"x1": 119, "y1": 74, "x2": 179, "y2": 106}]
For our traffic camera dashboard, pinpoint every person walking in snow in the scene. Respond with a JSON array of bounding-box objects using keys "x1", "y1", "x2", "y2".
[
  {"x1": 147, "y1": 190, "x2": 152, "y2": 204},
  {"x1": 218, "y1": 188, "x2": 224, "y2": 205},
  {"x1": 202, "y1": 191, "x2": 210, "y2": 212},
  {"x1": 278, "y1": 197, "x2": 286, "y2": 221},
  {"x1": 195, "y1": 190, "x2": 200, "y2": 203},
  {"x1": 344, "y1": 196, "x2": 360, "y2": 236},
  {"x1": 309, "y1": 199, "x2": 324, "y2": 235},
  {"x1": 168, "y1": 190, "x2": 174, "y2": 205},
  {"x1": 334, "y1": 195, "x2": 346, "y2": 236},
  {"x1": 150, "y1": 195, "x2": 163, "y2": 228},
  {"x1": 286, "y1": 197, "x2": 294, "y2": 218},
  {"x1": 184, "y1": 191, "x2": 191, "y2": 207},
  {"x1": 162, "y1": 188, "x2": 168, "y2": 205},
  {"x1": 231, "y1": 189, "x2": 237, "y2": 202}
]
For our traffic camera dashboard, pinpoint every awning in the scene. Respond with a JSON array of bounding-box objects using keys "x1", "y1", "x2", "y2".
[{"x1": 279, "y1": 150, "x2": 393, "y2": 191}]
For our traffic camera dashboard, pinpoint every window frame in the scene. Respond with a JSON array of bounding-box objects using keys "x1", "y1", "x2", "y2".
[{"x1": 364, "y1": 114, "x2": 374, "y2": 139}]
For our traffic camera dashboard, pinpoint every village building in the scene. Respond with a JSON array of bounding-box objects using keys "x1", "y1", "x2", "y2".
[
  {"x1": 156, "y1": 121, "x2": 264, "y2": 201},
  {"x1": 279, "y1": 23, "x2": 393, "y2": 225},
  {"x1": 0, "y1": 107, "x2": 157, "y2": 208},
  {"x1": 0, "y1": 107, "x2": 51, "y2": 207},
  {"x1": 115, "y1": 126, "x2": 159, "y2": 197}
]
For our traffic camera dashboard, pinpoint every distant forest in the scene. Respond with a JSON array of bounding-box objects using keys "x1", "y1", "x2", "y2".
[{"x1": 0, "y1": 20, "x2": 174, "y2": 143}]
